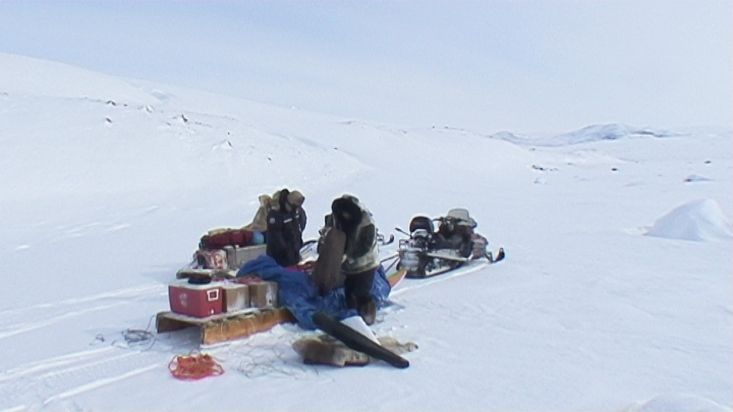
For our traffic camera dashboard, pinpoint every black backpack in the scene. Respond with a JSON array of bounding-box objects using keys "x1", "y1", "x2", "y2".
[{"x1": 266, "y1": 189, "x2": 304, "y2": 267}]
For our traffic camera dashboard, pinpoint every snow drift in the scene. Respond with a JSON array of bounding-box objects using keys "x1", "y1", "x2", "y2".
[
  {"x1": 495, "y1": 123, "x2": 678, "y2": 147},
  {"x1": 0, "y1": 52, "x2": 155, "y2": 103},
  {"x1": 625, "y1": 393, "x2": 733, "y2": 412},
  {"x1": 646, "y1": 199, "x2": 733, "y2": 241}
]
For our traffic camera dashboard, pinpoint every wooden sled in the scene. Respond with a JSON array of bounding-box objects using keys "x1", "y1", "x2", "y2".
[
  {"x1": 157, "y1": 268, "x2": 407, "y2": 346},
  {"x1": 387, "y1": 268, "x2": 408, "y2": 288}
]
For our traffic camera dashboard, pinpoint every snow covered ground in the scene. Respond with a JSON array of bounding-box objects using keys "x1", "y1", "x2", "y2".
[{"x1": 0, "y1": 53, "x2": 731, "y2": 412}]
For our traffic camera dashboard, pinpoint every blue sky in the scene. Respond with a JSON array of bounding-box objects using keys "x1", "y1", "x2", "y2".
[{"x1": 0, "y1": 0, "x2": 730, "y2": 133}]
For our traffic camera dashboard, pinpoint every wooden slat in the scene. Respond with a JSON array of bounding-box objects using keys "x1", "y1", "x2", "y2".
[
  {"x1": 201, "y1": 308, "x2": 295, "y2": 345},
  {"x1": 388, "y1": 268, "x2": 407, "y2": 287},
  {"x1": 156, "y1": 309, "x2": 295, "y2": 345}
]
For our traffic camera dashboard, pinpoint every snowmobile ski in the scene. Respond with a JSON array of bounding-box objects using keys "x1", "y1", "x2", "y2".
[{"x1": 487, "y1": 247, "x2": 505, "y2": 264}]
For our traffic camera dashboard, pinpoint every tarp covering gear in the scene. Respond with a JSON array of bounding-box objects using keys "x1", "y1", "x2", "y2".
[{"x1": 237, "y1": 255, "x2": 391, "y2": 330}]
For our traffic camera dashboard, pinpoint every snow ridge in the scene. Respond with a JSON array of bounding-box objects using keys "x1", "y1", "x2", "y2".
[{"x1": 493, "y1": 123, "x2": 680, "y2": 147}]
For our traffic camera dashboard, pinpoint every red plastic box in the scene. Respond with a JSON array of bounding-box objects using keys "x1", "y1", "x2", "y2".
[{"x1": 169, "y1": 281, "x2": 223, "y2": 318}]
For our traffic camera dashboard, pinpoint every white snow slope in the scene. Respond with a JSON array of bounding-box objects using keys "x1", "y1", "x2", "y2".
[{"x1": 0, "y1": 53, "x2": 731, "y2": 412}]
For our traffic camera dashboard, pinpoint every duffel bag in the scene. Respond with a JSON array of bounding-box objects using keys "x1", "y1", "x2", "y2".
[{"x1": 199, "y1": 228, "x2": 254, "y2": 249}]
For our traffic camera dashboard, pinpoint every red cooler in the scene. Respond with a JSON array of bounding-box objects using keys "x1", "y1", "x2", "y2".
[{"x1": 169, "y1": 281, "x2": 224, "y2": 318}]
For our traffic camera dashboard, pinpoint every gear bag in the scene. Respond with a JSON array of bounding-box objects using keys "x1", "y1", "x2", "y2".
[{"x1": 199, "y1": 228, "x2": 254, "y2": 250}]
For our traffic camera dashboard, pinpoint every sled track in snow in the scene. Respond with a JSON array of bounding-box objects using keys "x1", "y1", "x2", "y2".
[
  {"x1": 390, "y1": 260, "x2": 490, "y2": 297},
  {"x1": 0, "y1": 345, "x2": 164, "y2": 411},
  {"x1": 0, "y1": 284, "x2": 165, "y2": 341},
  {"x1": 0, "y1": 284, "x2": 170, "y2": 410}
]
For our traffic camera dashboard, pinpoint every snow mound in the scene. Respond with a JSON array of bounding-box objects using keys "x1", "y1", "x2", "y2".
[
  {"x1": 646, "y1": 199, "x2": 733, "y2": 241},
  {"x1": 625, "y1": 393, "x2": 732, "y2": 412}
]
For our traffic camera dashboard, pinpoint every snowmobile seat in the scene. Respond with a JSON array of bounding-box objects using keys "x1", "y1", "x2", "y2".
[
  {"x1": 409, "y1": 216, "x2": 434, "y2": 234},
  {"x1": 446, "y1": 208, "x2": 477, "y2": 228}
]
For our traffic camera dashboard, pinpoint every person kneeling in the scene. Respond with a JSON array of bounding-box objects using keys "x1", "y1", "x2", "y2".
[{"x1": 313, "y1": 194, "x2": 380, "y2": 325}]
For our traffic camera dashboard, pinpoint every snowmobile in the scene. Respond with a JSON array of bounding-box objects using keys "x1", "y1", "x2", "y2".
[{"x1": 395, "y1": 208, "x2": 504, "y2": 278}]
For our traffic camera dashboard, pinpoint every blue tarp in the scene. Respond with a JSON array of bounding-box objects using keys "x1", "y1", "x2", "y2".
[{"x1": 237, "y1": 255, "x2": 391, "y2": 330}]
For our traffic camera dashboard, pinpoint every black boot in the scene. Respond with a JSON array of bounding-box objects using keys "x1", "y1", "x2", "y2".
[{"x1": 344, "y1": 270, "x2": 376, "y2": 325}]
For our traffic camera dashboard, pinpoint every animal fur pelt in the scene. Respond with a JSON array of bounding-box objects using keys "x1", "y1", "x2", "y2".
[{"x1": 292, "y1": 334, "x2": 417, "y2": 367}]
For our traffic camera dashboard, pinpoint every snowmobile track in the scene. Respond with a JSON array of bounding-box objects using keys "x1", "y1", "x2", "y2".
[
  {"x1": 0, "y1": 345, "x2": 163, "y2": 410},
  {"x1": 0, "y1": 284, "x2": 165, "y2": 341},
  {"x1": 391, "y1": 259, "x2": 490, "y2": 297}
]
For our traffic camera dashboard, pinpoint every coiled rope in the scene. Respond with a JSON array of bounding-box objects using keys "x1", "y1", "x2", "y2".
[{"x1": 169, "y1": 353, "x2": 224, "y2": 380}]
